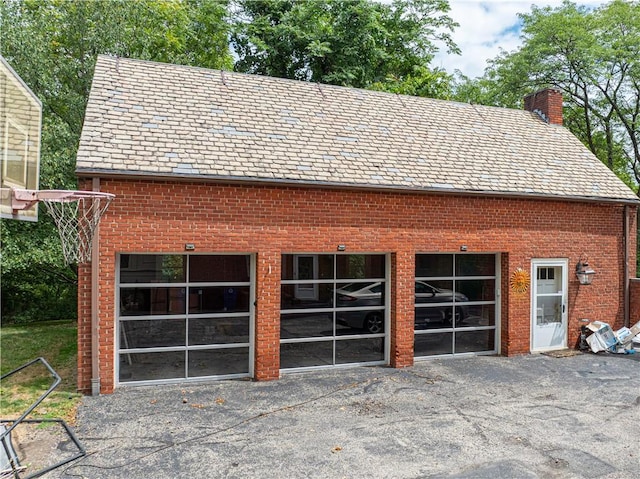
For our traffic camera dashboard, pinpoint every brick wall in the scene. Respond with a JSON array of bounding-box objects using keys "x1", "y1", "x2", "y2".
[
  {"x1": 629, "y1": 279, "x2": 640, "y2": 327},
  {"x1": 77, "y1": 178, "x2": 636, "y2": 393}
]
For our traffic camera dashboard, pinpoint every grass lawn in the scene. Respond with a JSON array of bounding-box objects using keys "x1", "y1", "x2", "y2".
[{"x1": 0, "y1": 320, "x2": 81, "y2": 424}]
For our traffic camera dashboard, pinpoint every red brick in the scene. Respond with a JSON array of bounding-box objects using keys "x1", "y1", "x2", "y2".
[{"x1": 77, "y1": 178, "x2": 637, "y2": 393}]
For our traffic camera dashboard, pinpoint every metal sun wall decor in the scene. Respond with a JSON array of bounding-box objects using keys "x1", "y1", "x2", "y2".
[{"x1": 510, "y1": 267, "x2": 530, "y2": 293}]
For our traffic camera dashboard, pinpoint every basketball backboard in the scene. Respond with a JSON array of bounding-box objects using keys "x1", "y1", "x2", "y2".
[{"x1": 0, "y1": 55, "x2": 41, "y2": 221}]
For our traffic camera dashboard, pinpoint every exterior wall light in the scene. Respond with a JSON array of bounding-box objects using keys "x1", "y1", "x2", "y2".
[
  {"x1": 337, "y1": 244, "x2": 346, "y2": 251},
  {"x1": 576, "y1": 256, "x2": 595, "y2": 285}
]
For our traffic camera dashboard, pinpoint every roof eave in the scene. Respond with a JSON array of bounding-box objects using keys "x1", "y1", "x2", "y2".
[{"x1": 76, "y1": 168, "x2": 640, "y2": 206}]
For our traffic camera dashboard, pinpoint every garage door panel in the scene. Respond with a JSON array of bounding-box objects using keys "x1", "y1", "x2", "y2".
[
  {"x1": 117, "y1": 254, "x2": 253, "y2": 385},
  {"x1": 415, "y1": 254, "x2": 497, "y2": 358},
  {"x1": 415, "y1": 306, "x2": 449, "y2": 329},
  {"x1": 280, "y1": 254, "x2": 387, "y2": 371}
]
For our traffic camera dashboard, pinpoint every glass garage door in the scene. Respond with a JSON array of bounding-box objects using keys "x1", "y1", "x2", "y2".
[
  {"x1": 280, "y1": 254, "x2": 387, "y2": 370},
  {"x1": 414, "y1": 254, "x2": 497, "y2": 357},
  {"x1": 118, "y1": 254, "x2": 253, "y2": 385}
]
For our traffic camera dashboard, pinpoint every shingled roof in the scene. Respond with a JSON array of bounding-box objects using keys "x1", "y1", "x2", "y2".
[{"x1": 77, "y1": 55, "x2": 638, "y2": 203}]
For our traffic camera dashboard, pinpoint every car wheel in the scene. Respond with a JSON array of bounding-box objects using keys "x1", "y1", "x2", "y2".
[
  {"x1": 446, "y1": 307, "x2": 465, "y2": 326},
  {"x1": 364, "y1": 312, "x2": 384, "y2": 334}
]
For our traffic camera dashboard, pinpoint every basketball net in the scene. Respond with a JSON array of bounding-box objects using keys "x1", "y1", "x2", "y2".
[
  {"x1": 41, "y1": 192, "x2": 114, "y2": 264},
  {"x1": 10, "y1": 189, "x2": 115, "y2": 264}
]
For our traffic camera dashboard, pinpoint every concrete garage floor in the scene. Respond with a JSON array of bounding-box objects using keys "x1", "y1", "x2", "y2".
[{"x1": 51, "y1": 353, "x2": 639, "y2": 479}]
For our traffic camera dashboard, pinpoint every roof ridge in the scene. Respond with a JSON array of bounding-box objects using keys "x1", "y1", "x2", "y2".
[{"x1": 95, "y1": 55, "x2": 534, "y2": 120}]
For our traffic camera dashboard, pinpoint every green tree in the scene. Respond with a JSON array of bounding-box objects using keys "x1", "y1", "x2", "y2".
[
  {"x1": 369, "y1": 66, "x2": 453, "y2": 99},
  {"x1": 453, "y1": 0, "x2": 640, "y2": 193},
  {"x1": 231, "y1": 0, "x2": 459, "y2": 92},
  {"x1": 0, "y1": 0, "x2": 232, "y2": 322}
]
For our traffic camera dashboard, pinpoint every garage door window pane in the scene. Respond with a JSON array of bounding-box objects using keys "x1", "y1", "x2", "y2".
[
  {"x1": 455, "y1": 330, "x2": 495, "y2": 353},
  {"x1": 336, "y1": 282, "x2": 384, "y2": 307},
  {"x1": 416, "y1": 254, "x2": 452, "y2": 278},
  {"x1": 414, "y1": 332, "x2": 453, "y2": 356},
  {"x1": 188, "y1": 348, "x2": 249, "y2": 377},
  {"x1": 416, "y1": 280, "x2": 454, "y2": 304},
  {"x1": 281, "y1": 313, "x2": 333, "y2": 338},
  {"x1": 415, "y1": 306, "x2": 450, "y2": 329},
  {"x1": 455, "y1": 254, "x2": 495, "y2": 276},
  {"x1": 120, "y1": 287, "x2": 186, "y2": 316},
  {"x1": 456, "y1": 279, "x2": 495, "y2": 301},
  {"x1": 335, "y1": 338, "x2": 384, "y2": 364},
  {"x1": 189, "y1": 316, "x2": 249, "y2": 345},
  {"x1": 189, "y1": 256, "x2": 249, "y2": 282},
  {"x1": 336, "y1": 309, "x2": 384, "y2": 336},
  {"x1": 462, "y1": 304, "x2": 495, "y2": 327},
  {"x1": 119, "y1": 351, "x2": 185, "y2": 382},
  {"x1": 281, "y1": 255, "x2": 334, "y2": 280},
  {"x1": 281, "y1": 283, "x2": 334, "y2": 310},
  {"x1": 337, "y1": 254, "x2": 385, "y2": 279},
  {"x1": 188, "y1": 286, "x2": 250, "y2": 313},
  {"x1": 120, "y1": 255, "x2": 186, "y2": 283},
  {"x1": 280, "y1": 342, "x2": 333, "y2": 368},
  {"x1": 120, "y1": 319, "x2": 185, "y2": 349}
]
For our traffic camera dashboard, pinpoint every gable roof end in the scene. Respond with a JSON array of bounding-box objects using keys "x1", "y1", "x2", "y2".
[{"x1": 76, "y1": 56, "x2": 638, "y2": 204}]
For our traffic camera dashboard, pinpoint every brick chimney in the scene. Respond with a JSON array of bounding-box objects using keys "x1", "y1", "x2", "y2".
[{"x1": 524, "y1": 88, "x2": 563, "y2": 125}]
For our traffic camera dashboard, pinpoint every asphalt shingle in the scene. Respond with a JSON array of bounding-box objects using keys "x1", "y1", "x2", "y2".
[{"x1": 76, "y1": 55, "x2": 638, "y2": 203}]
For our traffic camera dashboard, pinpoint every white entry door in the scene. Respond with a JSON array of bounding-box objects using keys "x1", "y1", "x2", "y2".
[{"x1": 531, "y1": 259, "x2": 568, "y2": 351}]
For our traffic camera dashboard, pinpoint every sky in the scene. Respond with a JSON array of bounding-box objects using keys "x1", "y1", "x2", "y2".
[{"x1": 432, "y1": 0, "x2": 605, "y2": 78}]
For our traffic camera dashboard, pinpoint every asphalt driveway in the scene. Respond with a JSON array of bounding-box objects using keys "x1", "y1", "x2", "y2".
[{"x1": 51, "y1": 353, "x2": 639, "y2": 478}]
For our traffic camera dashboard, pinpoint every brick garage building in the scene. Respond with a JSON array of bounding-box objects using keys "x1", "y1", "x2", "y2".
[{"x1": 76, "y1": 56, "x2": 638, "y2": 394}]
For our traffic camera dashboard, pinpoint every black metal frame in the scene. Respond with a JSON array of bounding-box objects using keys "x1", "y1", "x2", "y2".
[{"x1": 0, "y1": 357, "x2": 86, "y2": 478}]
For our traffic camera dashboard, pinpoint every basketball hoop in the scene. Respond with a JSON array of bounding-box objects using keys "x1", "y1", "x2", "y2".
[{"x1": 10, "y1": 189, "x2": 115, "y2": 264}]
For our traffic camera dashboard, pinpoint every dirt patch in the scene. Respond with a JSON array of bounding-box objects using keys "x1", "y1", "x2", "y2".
[
  {"x1": 348, "y1": 398, "x2": 395, "y2": 417},
  {"x1": 4, "y1": 422, "x2": 81, "y2": 477}
]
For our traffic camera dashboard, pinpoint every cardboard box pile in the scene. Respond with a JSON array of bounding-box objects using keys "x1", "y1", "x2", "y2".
[{"x1": 585, "y1": 320, "x2": 640, "y2": 354}]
